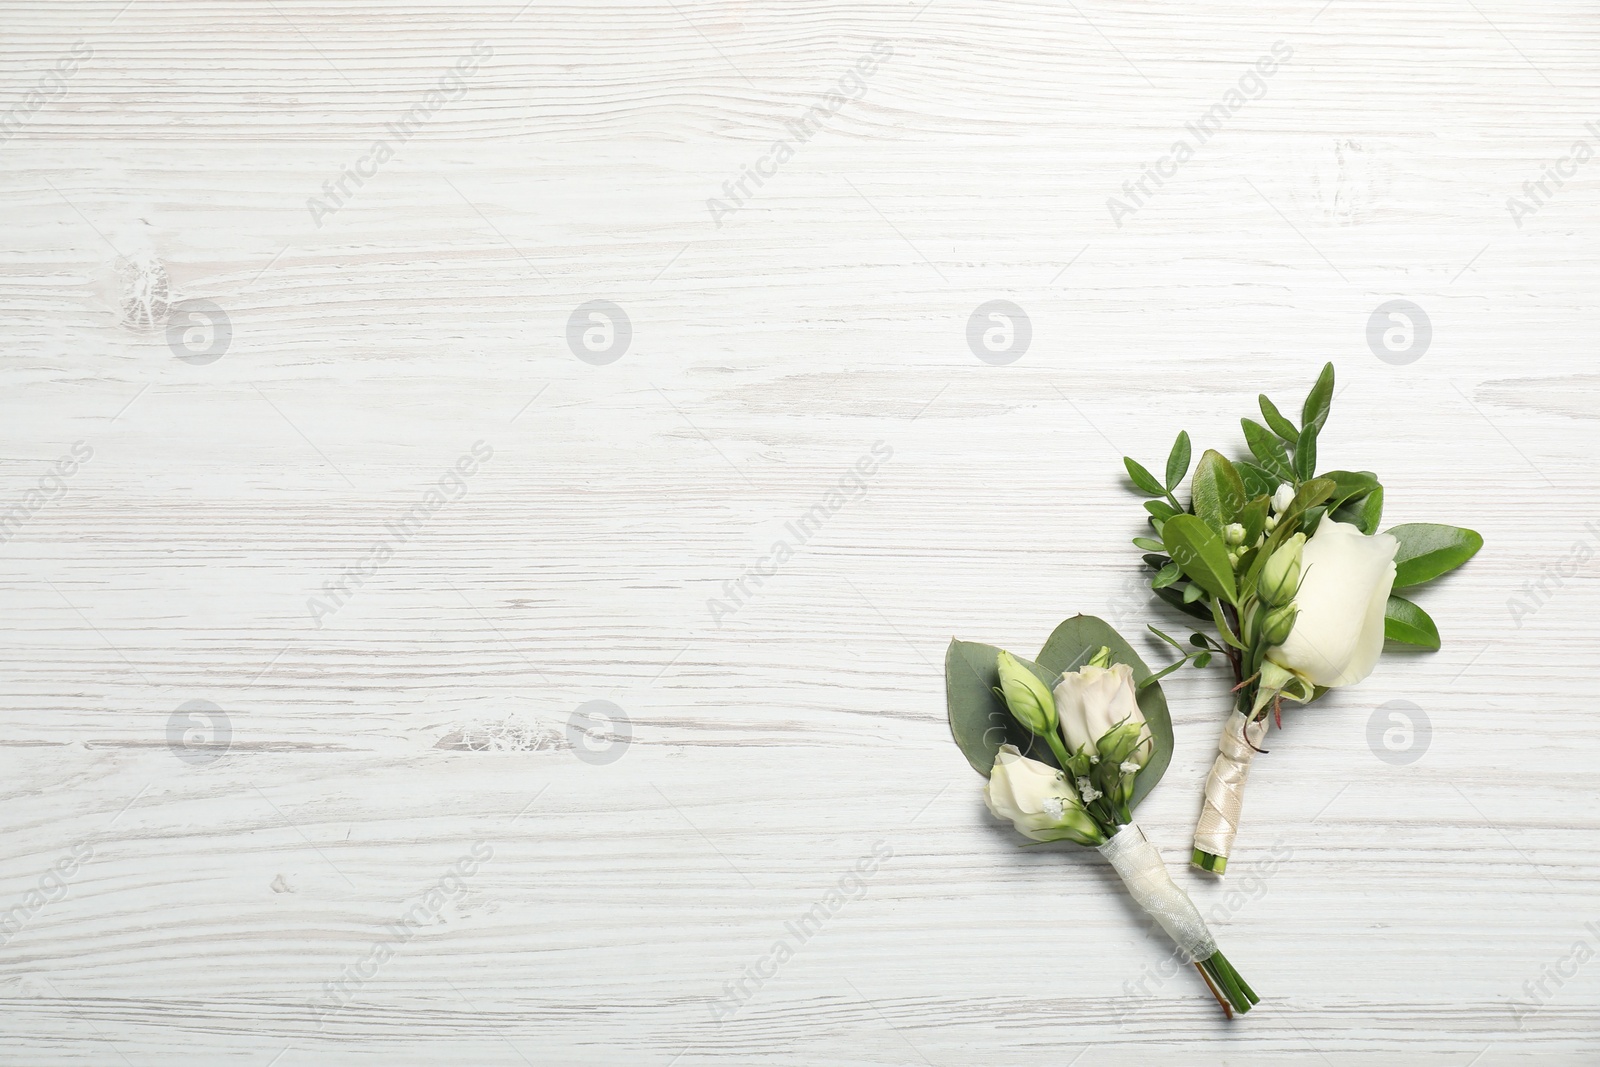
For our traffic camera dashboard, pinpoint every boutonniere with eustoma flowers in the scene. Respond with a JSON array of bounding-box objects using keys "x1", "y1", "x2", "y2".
[
  {"x1": 946, "y1": 617, "x2": 1259, "y2": 1017},
  {"x1": 1118, "y1": 363, "x2": 1483, "y2": 873}
]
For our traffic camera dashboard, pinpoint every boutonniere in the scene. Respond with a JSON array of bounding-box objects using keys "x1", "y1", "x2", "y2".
[
  {"x1": 946, "y1": 617, "x2": 1258, "y2": 1016},
  {"x1": 1119, "y1": 363, "x2": 1482, "y2": 872}
]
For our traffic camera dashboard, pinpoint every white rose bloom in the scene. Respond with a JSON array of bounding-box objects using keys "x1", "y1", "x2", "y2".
[
  {"x1": 1267, "y1": 519, "x2": 1398, "y2": 688},
  {"x1": 1053, "y1": 662, "x2": 1153, "y2": 765},
  {"x1": 983, "y1": 745, "x2": 1098, "y2": 843}
]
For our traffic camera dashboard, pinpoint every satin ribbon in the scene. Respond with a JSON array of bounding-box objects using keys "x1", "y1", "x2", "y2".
[{"x1": 1193, "y1": 710, "x2": 1269, "y2": 862}]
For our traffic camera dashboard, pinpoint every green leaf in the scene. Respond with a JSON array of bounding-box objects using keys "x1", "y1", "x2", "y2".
[
  {"x1": 1182, "y1": 582, "x2": 1206, "y2": 604},
  {"x1": 1322, "y1": 470, "x2": 1381, "y2": 511},
  {"x1": 1354, "y1": 487, "x2": 1384, "y2": 534},
  {"x1": 1241, "y1": 418, "x2": 1294, "y2": 480},
  {"x1": 1124, "y1": 457, "x2": 1166, "y2": 497},
  {"x1": 1292, "y1": 420, "x2": 1319, "y2": 482},
  {"x1": 1151, "y1": 562, "x2": 1182, "y2": 589},
  {"x1": 1330, "y1": 486, "x2": 1384, "y2": 534},
  {"x1": 1148, "y1": 625, "x2": 1184, "y2": 650},
  {"x1": 1236, "y1": 460, "x2": 1281, "y2": 499},
  {"x1": 1383, "y1": 594, "x2": 1441, "y2": 650},
  {"x1": 1302, "y1": 362, "x2": 1335, "y2": 434},
  {"x1": 1192, "y1": 651, "x2": 1212, "y2": 669},
  {"x1": 1210, "y1": 594, "x2": 1245, "y2": 648},
  {"x1": 1283, "y1": 477, "x2": 1335, "y2": 524},
  {"x1": 1259, "y1": 394, "x2": 1299, "y2": 443},
  {"x1": 1191, "y1": 449, "x2": 1247, "y2": 533},
  {"x1": 1241, "y1": 478, "x2": 1335, "y2": 590},
  {"x1": 1238, "y1": 495, "x2": 1270, "y2": 547},
  {"x1": 1154, "y1": 582, "x2": 1212, "y2": 620},
  {"x1": 1144, "y1": 499, "x2": 1179, "y2": 522},
  {"x1": 1132, "y1": 536, "x2": 1165, "y2": 552},
  {"x1": 1387, "y1": 523, "x2": 1484, "y2": 588},
  {"x1": 1161, "y1": 514, "x2": 1238, "y2": 604},
  {"x1": 1165, "y1": 431, "x2": 1192, "y2": 491},
  {"x1": 944, "y1": 640, "x2": 1061, "y2": 776},
  {"x1": 1036, "y1": 615, "x2": 1173, "y2": 810}
]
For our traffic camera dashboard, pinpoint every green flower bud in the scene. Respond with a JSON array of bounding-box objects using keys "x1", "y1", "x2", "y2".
[
  {"x1": 1261, "y1": 603, "x2": 1298, "y2": 646},
  {"x1": 1087, "y1": 645, "x2": 1114, "y2": 669},
  {"x1": 1224, "y1": 522, "x2": 1246, "y2": 546},
  {"x1": 996, "y1": 650, "x2": 1057, "y2": 736},
  {"x1": 1258, "y1": 532, "x2": 1306, "y2": 606}
]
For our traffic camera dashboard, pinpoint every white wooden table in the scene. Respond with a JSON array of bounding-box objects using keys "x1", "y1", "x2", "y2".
[{"x1": 2, "y1": 2, "x2": 1596, "y2": 1063}]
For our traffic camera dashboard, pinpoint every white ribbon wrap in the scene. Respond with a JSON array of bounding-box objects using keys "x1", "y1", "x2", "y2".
[
  {"x1": 1193, "y1": 709, "x2": 1269, "y2": 862},
  {"x1": 1096, "y1": 823, "x2": 1216, "y2": 964}
]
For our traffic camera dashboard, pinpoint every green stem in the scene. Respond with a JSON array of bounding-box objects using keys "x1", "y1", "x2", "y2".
[{"x1": 1200, "y1": 950, "x2": 1257, "y2": 1015}]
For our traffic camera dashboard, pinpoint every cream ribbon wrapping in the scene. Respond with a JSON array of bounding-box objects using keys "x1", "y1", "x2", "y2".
[
  {"x1": 1096, "y1": 823, "x2": 1217, "y2": 964},
  {"x1": 1193, "y1": 709, "x2": 1269, "y2": 862}
]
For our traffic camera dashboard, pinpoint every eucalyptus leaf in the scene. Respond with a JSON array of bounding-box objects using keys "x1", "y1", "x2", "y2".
[
  {"x1": 1383, "y1": 594, "x2": 1441, "y2": 650},
  {"x1": 1166, "y1": 431, "x2": 1192, "y2": 492},
  {"x1": 945, "y1": 640, "x2": 1061, "y2": 775},
  {"x1": 1302, "y1": 362, "x2": 1335, "y2": 434},
  {"x1": 1162, "y1": 514, "x2": 1237, "y2": 604},
  {"x1": 1292, "y1": 420, "x2": 1319, "y2": 482},
  {"x1": 1191, "y1": 450, "x2": 1247, "y2": 533},
  {"x1": 1036, "y1": 615, "x2": 1174, "y2": 810},
  {"x1": 1387, "y1": 523, "x2": 1484, "y2": 588},
  {"x1": 1259, "y1": 394, "x2": 1299, "y2": 443},
  {"x1": 1241, "y1": 418, "x2": 1294, "y2": 480},
  {"x1": 1124, "y1": 457, "x2": 1166, "y2": 497}
]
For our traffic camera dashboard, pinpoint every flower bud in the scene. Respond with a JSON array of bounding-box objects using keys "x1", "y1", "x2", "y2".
[
  {"x1": 1224, "y1": 522, "x2": 1246, "y2": 546},
  {"x1": 996, "y1": 650, "x2": 1056, "y2": 736},
  {"x1": 1260, "y1": 603, "x2": 1297, "y2": 646},
  {"x1": 1258, "y1": 532, "x2": 1306, "y2": 606},
  {"x1": 1271, "y1": 483, "x2": 1295, "y2": 514},
  {"x1": 984, "y1": 745, "x2": 1104, "y2": 845}
]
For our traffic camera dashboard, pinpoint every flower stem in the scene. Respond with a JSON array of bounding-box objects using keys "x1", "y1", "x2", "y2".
[
  {"x1": 1191, "y1": 848, "x2": 1228, "y2": 874},
  {"x1": 1199, "y1": 949, "x2": 1258, "y2": 1015}
]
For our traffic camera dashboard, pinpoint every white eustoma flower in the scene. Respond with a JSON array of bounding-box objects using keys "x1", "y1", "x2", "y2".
[
  {"x1": 983, "y1": 745, "x2": 1100, "y2": 843},
  {"x1": 1053, "y1": 662, "x2": 1154, "y2": 766},
  {"x1": 1267, "y1": 519, "x2": 1399, "y2": 688}
]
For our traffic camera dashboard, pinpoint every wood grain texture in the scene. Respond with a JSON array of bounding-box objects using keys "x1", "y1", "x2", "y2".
[{"x1": 1, "y1": 1, "x2": 1597, "y2": 1063}]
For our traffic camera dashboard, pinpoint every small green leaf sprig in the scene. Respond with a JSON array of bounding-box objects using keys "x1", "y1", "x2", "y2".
[{"x1": 1121, "y1": 362, "x2": 1483, "y2": 719}]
